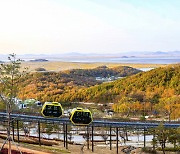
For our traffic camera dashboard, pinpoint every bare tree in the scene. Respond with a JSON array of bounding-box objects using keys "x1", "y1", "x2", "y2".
[
  {"x1": 45, "y1": 123, "x2": 53, "y2": 139},
  {"x1": 68, "y1": 133, "x2": 74, "y2": 142},
  {"x1": 101, "y1": 129, "x2": 109, "y2": 144},
  {"x1": 0, "y1": 54, "x2": 27, "y2": 154}
]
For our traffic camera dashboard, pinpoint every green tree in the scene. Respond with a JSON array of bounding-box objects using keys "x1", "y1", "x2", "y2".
[
  {"x1": 0, "y1": 53, "x2": 27, "y2": 153},
  {"x1": 159, "y1": 96, "x2": 180, "y2": 121},
  {"x1": 113, "y1": 97, "x2": 137, "y2": 116},
  {"x1": 0, "y1": 100, "x2": 5, "y2": 110},
  {"x1": 168, "y1": 128, "x2": 180, "y2": 148},
  {"x1": 154, "y1": 124, "x2": 169, "y2": 154}
]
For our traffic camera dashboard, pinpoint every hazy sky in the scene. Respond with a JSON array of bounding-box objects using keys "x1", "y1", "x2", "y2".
[{"x1": 0, "y1": 0, "x2": 180, "y2": 54}]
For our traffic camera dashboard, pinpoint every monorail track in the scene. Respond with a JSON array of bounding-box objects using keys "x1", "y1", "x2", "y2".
[{"x1": 0, "y1": 112, "x2": 179, "y2": 128}]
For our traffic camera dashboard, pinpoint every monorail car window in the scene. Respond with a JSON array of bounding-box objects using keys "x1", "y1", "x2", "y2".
[{"x1": 41, "y1": 102, "x2": 63, "y2": 117}]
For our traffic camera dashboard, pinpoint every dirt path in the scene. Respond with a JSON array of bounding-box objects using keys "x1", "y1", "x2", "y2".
[
  {"x1": 0, "y1": 142, "x2": 143, "y2": 154},
  {"x1": 59, "y1": 143, "x2": 143, "y2": 154},
  {"x1": 0, "y1": 143, "x2": 50, "y2": 154}
]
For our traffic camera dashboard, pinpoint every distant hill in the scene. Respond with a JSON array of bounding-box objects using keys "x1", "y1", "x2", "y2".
[
  {"x1": 18, "y1": 64, "x2": 180, "y2": 104},
  {"x1": 17, "y1": 64, "x2": 180, "y2": 119},
  {"x1": 63, "y1": 66, "x2": 141, "y2": 78},
  {"x1": 1, "y1": 51, "x2": 179, "y2": 62},
  {"x1": 18, "y1": 66, "x2": 141, "y2": 102},
  {"x1": 57, "y1": 64, "x2": 180, "y2": 103}
]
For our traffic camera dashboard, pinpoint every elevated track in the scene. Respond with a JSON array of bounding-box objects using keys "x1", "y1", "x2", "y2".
[{"x1": 0, "y1": 112, "x2": 179, "y2": 128}]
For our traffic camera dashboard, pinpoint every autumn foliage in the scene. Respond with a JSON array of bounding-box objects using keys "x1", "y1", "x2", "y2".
[{"x1": 17, "y1": 64, "x2": 180, "y2": 120}]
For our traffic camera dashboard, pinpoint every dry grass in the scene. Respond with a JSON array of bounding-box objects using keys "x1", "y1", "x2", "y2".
[
  {"x1": 21, "y1": 61, "x2": 166, "y2": 72},
  {"x1": 0, "y1": 135, "x2": 177, "y2": 154},
  {"x1": 0, "y1": 138, "x2": 143, "y2": 154}
]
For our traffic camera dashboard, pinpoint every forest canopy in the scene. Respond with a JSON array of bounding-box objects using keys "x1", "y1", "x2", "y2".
[
  {"x1": 16, "y1": 64, "x2": 180, "y2": 120},
  {"x1": 18, "y1": 66, "x2": 141, "y2": 102}
]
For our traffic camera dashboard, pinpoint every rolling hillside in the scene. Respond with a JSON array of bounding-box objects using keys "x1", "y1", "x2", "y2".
[
  {"x1": 18, "y1": 66, "x2": 141, "y2": 102},
  {"x1": 58, "y1": 64, "x2": 179, "y2": 103},
  {"x1": 56, "y1": 64, "x2": 180, "y2": 119}
]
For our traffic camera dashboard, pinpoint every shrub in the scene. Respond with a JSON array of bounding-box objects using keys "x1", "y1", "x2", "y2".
[
  {"x1": 157, "y1": 147, "x2": 180, "y2": 152},
  {"x1": 35, "y1": 68, "x2": 46, "y2": 72},
  {"x1": 142, "y1": 147, "x2": 157, "y2": 154},
  {"x1": 140, "y1": 116, "x2": 146, "y2": 121}
]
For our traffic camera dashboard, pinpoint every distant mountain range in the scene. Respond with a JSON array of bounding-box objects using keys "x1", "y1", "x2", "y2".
[
  {"x1": 0, "y1": 51, "x2": 179, "y2": 62},
  {"x1": 56, "y1": 51, "x2": 180, "y2": 57}
]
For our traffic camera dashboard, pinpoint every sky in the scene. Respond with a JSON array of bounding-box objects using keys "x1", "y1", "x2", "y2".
[{"x1": 0, "y1": 0, "x2": 180, "y2": 54}]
